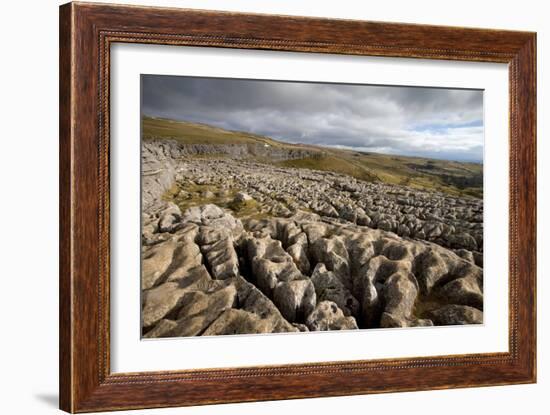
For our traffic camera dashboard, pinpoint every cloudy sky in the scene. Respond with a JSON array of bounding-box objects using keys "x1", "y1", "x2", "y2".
[{"x1": 141, "y1": 75, "x2": 483, "y2": 162}]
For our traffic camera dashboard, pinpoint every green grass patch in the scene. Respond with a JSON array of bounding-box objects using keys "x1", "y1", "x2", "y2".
[
  {"x1": 227, "y1": 199, "x2": 262, "y2": 217},
  {"x1": 142, "y1": 116, "x2": 284, "y2": 147},
  {"x1": 277, "y1": 155, "x2": 378, "y2": 183},
  {"x1": 164, "y1": 181, "x2": 265, "y2": 218}
]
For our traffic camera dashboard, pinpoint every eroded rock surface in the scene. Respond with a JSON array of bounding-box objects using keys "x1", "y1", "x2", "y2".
[{"x1": 141, "y1": 141, "x2": 484, "y2": 338}]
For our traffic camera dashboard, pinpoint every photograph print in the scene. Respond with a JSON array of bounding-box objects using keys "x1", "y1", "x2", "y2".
[{"x1": 140, "y1": 75, "x2": 484, "y2": 339}]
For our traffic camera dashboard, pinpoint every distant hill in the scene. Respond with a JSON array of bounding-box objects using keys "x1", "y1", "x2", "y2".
[
  {"x1": 142, "y1": 116, "x2": 286, "y2": 147},
  {"x1": 142, "y1": 116, "x2": 483, "y2": 198}
]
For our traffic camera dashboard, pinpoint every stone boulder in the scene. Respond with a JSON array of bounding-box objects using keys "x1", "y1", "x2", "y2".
[
  {"x1": 233, "y1": 276, "x2": 298, "y2": 333},
  {"x1": 143, "y1": 319, "x2": 178, "y2": 338},
  {"x1": 202, "y1": 309, "x2": 277, "y2": 335},
  {"x1": 310, "y1": 263, "x2": 359, "y2": 317},
  {"x1": 414, "y1": 248, "x2": 450, "y2": 295},
  {"x1": 439, "y1": 276, "x2": 483, "y2": 310},
  {"x1": 379, "y1": 272, "x2": 420, "y2": 328},
  {"x1": 200, "y1": 236, "x2": 239, "y2": 280},
  {"x1": 182, "y1": 204, "x2": 243, "y2": 237},
  {"x1": 286, "y1": 242, "x2": 310, "y2": 275},
  {"x1": 310, "y1": 236, "x2": 352, "y2": 289},
  {"x1": 273, "y1": 279, "x2": 316, "y2": 323},
  {"x1": 141, "y1": 239, "x2": 177, "y2": 290},
  {"x1": 234, "y1": 192, "x2": 253, "y2": 202},
  {"x1": 162, "y1": 230, "x2": 202, "y2": 283},
  {"x1": 158, "y1": 202, "x2": 182, "y2": 233},
  {"x1": 305, "y1": 301, "x2": 358, "y2": 331},
  {"x1": 168, "y1": 285, "x2": 238, "y2": 336},
  {"x1": 142, "y1": 282, "x2": 189, "y2": 328},
  {"x1": 429, "y1": 305, "x2": 483, "y2": 325},
  {"x1": 245, "y1": 235, "x2": 303, "y2": 296}
]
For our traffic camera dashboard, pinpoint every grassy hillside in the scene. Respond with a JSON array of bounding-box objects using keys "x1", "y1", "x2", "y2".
[
  {"x1": 278, "y1": 150, "x2": 482, "y2": 198},
  {"x1": 277, "y1": 155, "x2": 379, "y2": 183},
  {"x1": 142, "y1": 116, "x2": 483, "y2": 198},
  {"x1": 142, "y1": 116, "x2": 285, "y2": 147}
]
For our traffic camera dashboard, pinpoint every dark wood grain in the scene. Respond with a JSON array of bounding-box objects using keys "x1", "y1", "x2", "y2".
[
  {"x1": 59, "y1": 3, "x2": 73, "y2": 411},
  {"x1": 59, "y1": 2, "x2": 537, "y2": 412}
]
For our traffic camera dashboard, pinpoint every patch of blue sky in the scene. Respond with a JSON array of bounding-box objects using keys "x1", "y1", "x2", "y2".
[{"x1": 411, "y1": 119, "x2": 483, "y2": 134}]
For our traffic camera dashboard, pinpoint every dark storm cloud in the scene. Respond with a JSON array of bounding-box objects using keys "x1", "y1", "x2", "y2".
[{"x1": 141, "y1": 75, "x2": 483, "y2": 162}]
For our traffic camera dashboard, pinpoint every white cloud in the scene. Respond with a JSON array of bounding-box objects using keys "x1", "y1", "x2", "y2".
[{"x1": 142, "y1": 75, "x2": 484, "y2": 162}]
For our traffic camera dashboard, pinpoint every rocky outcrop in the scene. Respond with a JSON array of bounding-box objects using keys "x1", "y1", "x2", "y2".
[
  {"x1": 144, "y1": 138, "x2": 318, "y2": 165},
  {"x1": 306, "y1": 301, "x2": 359, "y2": 331},
  {"x1": 141, "y1": 143, "x2": 484, "y2": 338},
  {"x1": 429, "y1": 305, "x2": 483, "y2": 325},
  {"x1": 142, "y1": 201, "x2": 483, "y2": 337},
  {"x1": 380, "y1": 272, "x2": 432, "y2": 328},
  {"x1": 144, "y1": 139, "x2": 483, "y2": 253},
  {"x1": 310, "y1": 263, "x2": 359, "y2": 317},
  {"x1": 142, "y1": 141, "x2": 178, "y2": 212}
]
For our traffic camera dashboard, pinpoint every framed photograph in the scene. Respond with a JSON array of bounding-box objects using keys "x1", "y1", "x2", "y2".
[{"x1": 59, "y1": 2, "x2": 536, "y2": 412}]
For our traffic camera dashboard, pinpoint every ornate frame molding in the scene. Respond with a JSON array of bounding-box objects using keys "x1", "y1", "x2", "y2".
[{"x1": 60, "y1": 2, "x2": 536, "y2": 412}]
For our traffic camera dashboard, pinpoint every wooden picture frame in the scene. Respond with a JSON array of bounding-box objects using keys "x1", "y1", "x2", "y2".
[{"x1": 59, "y1": 2, "x2": 536, "y2": 412}]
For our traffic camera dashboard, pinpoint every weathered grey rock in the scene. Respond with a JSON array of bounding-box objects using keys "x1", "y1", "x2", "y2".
[
  {"x1": 380, "y1": 239, "x2": 414, "y2": 261},
  {"x1": 201, "y1": 190, "x2": 215, "y2": 199},
  {"x1": 142, "y1": 231, "x2": 173, "y2": 246},
  {"x1": 173, "y1": 221, "x2": 200, "y2": 240},
  {"x1": 439, "y1": 276, "x2": 483, "y2": 310},
  {"x1": 292, "y1": 323, "x2": 309, "y2": 332},
  {"x1": 234, "y1": 192, "x2": 253, "y2": 202},
  {"x1": 360, "y1": 277, "x2": 381, "y2": 328},
  {"x1": 430, "y1": 305, "x2": 483, "y2": 325},
  {"x1": 273, "y1": 279, "x2": 316, "y2": 323},
  {"x1": 314, "y1": 202, "x2": 338, "y2": 218},
  {"x1": 310, "y1": 263, "x2": 359, "y2": 317},
  {"x1": 158, "y1": 202, "x2": 182, "y2": 233},
  {"x1": 165, "y1": 264, "x2": 212, "y2": 288},
  {"x1": 286, "y1": 242, "x2": 310, "y2": 274},
  {"x1": 357, "y1": 212, "x2": 372, "y2": 226},
  {"x1": 142, "y1": 239, "x2": 177, "y2": 290},
  {"x1": 338, "y1": 204, "x2": 359, "y2": 223},
  {"x1": 246, "y1": 235, "x2": 303, "y2": 296},
  {"x1": 448, "y1": 232, "x2": 478, "y2": 251},
  {"x1": 302, "y1": 222, "x2": 328, "y2": 244},
  {"x1": 202, "y1": 309, "x2": 276, "y2": 335},
  {"x1": 141, "y1": 145, "x2": 485, "y2": 336},
  {"x1": 142, "y1": 282, "x2": 188, "y2": 328},
  {"x1": 306, "y1": 301, "x2": 358, "y2": 331},
  {"x1": 455, "y1": 249, "x2": 475, "y2": 264},
  {"x1": 397, "y1": 223, "x2": 411, "y2": 237},
  {"x1": 423, "y1": 221, "x2": 443, "y2": 240},
  {"x1": 310, "y1": 236, "x2": 352, "y2": 289},
  {"x1": 182, "y1": 204, "x2": 220, "y2": 224},
  {"x1": 377, "y1": 219, "x2": 393, "y2": 232},
  {"x1": 168, "y1": 285, "x2": 237, "y2": 336},
  {"x1": 182, "y1": 204, "x2": 243, "y2": 237},
  {"x1": 142, "y1": 219, "x2": 158, "y2": 245},
  {"x1": 233, "y1": 276, "x2": 297, "y2": 332},
  {"x1": 379, "y1": 272, "x2": 419, "y2": 328},
  {"x1": 197, "y1": 226, "x2": 228, "y2": 245},
  {"x1": 271, "y1": 203, "x2": 292, "y2": 217},
  {"x1": 143, "y1": 319, "x2": 178, "y2": 338},
  {"x1": 201, "y1": 236, "x2": 239, "y2": 280},
  {"x1": 281, "y1": 222, "x2": 307, "y2": 246},
  {"x1": 141, "y1": 142, "x2": 177, "y2": 211},
  {"x1": 414, "y1": 249, "x2": 449, "y2": 295},
  {"x1": 410, "y1": 318, "x2": 434, "y2": 327},
  {"x1": 144, "y1": 140, "x2": 484, "y2": 253},
  {"x1": 163, "y1": 236, "x2": 202, "y2": 282},
  {"x1": 473, "y1": 251, "x2": 484, "y2": 267}
]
